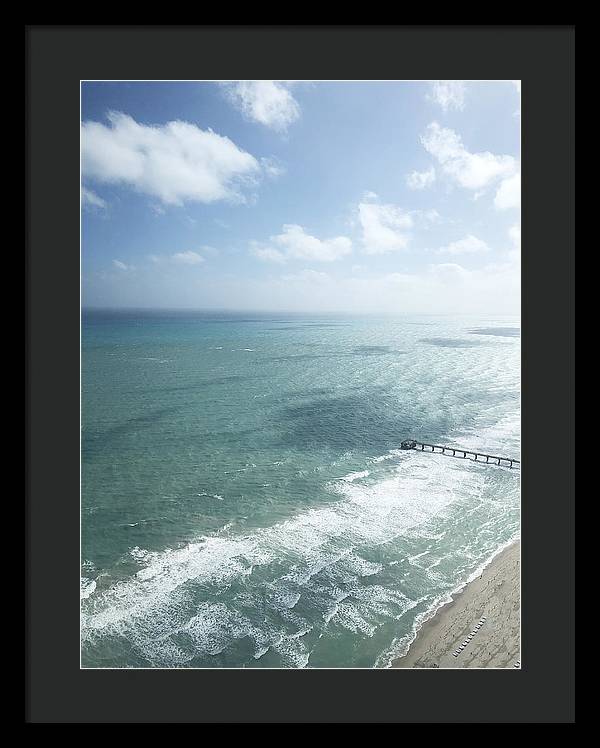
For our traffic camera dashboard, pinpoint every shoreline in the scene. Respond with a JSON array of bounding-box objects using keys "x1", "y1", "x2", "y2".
[{"x1": 393, "y1": 541, "x2": 520, "y2": 668}]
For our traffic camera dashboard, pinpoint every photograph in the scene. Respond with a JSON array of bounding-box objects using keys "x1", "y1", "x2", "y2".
[{"x1": 79, "y1": 79, "x2": 522, "y2": 670}]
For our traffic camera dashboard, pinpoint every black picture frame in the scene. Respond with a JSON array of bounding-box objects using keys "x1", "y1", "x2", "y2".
[{"x1": 26, "y1": 25, "x2": 575, "y2": 724}]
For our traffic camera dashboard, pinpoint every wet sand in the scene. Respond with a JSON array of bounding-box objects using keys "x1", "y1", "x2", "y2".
[{"x1": 393, "y1": 541, "x2": 520, "y2": 669}]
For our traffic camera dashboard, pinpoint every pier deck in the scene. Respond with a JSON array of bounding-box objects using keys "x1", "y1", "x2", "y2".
[{"x1": 400, "y1": 440, "x2": 520, "y2": 469}]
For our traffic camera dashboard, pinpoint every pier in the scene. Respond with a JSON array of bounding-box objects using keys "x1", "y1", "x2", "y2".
[{"x1": 400, "y1": 439, "x2": 520, "y2": 469}]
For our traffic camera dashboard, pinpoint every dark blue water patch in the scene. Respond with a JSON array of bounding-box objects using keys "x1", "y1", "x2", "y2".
[
  {"x1": 276, "y1": 391, "x2": 449, "y2": 452},
  {"x1": 345, "y1": 383, "x2": 390, "y2": 392},
  {"x1": 265, "y1": 324, "x2": 353, "y2": 330},
  {"x1": 267, "y1": 351, "x2": 369, "y2": 362},
  {"x1": 354, "y1": 345, "x2": 391, "y2": 354},
  {"x1": 468, "y1": 327, "x2": 520, "y2": 338},
  {"x1": 82, "y1": 405, "x2": 188, "y2": 457},
  {"x1": 267, "y1": 353, "x2": 342, "y2": 363},
  {"x1": 419, "y1": 338, "x2": 484, "y2": 348},
  {"x1": 353, "y1": 345, "x2": 407, "y2": 356},
  {"x1": 268, "y1": 348, "x2": 406, "y2": 363},
  {"x1": 148, "y1": 375, "x2": 261, "y2": 393},
  {"x1": 284, "y1": 386, "x2": 338, "y2": 399},
  {"x1": 276, "y1": 380, "x2": 519, "y2": 453}
]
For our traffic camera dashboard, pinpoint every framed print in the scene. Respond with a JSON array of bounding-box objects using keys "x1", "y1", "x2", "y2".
[{"x1": 26, "y1": 25, "x2": 575, "y2": 724}]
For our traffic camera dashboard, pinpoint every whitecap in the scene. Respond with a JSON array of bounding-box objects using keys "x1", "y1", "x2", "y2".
[
  {"x1": 81, "y1": 577, "x2": 97, "y2": 600},
  {"x1": 341, "y1": 470, "x2": 370, "y2": 483}
]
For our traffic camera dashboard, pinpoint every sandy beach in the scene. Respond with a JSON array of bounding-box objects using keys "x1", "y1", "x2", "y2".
[{"x1": 393, "y1": 541, "x2": 520, "y2": 669}]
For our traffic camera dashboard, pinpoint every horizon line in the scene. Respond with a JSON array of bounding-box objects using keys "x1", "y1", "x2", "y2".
[{"x1": 82, "y1": 306, "x2": 521, "y2": 317}]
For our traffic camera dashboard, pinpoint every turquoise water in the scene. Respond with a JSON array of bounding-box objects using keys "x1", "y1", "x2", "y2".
[{"x1": 81, "y1": 311, "x2": 520, "y2": 668}]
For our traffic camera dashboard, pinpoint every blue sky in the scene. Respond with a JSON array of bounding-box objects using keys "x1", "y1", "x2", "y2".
[{"x1": 81, "y1": 80, "x2": 520, "y2": 314}]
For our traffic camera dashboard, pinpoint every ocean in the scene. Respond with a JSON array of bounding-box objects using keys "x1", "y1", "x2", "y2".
[{"x1": 80, "y1": 310, "x2": 520, "y2": 668}]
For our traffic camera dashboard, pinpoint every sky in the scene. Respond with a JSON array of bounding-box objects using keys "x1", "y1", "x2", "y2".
[{"x1": 81, "y1": 80, "x2": 521, "y2": 315}]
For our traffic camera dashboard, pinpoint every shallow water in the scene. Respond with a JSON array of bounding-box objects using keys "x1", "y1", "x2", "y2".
[{"x1": 81, "y1": 311, "x2": 520, "y2": 668}]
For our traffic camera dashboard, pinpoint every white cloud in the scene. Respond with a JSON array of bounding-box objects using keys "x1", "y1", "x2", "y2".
[
  {"x1": 494, "y1": 173, "x2": 521, "y2": 210},
  {"x1": 260, "y1": 156, "x2": 286, "y2": 179},
  {"x1": 82, "y1": 111, "x2": 261, "y2": 206},
  {"x1": 415, "y1": 208, "x2": 442, "y2": 225},
  {"x1": 251, "y1": 246, "x2": 286, "y2": 264},
  {"x1": 384, "y1": 272, "x2": 416, "y2": 285},
  {"x1": 236, "y1": 251, "x2": 519, "y2": 315},
  {"x1": 223, "y1": 81, "x2": 300, "y2": 132},
  {"x1": 98, "y1": 249, "x2": 519, "y2": 315},
  {"x1": 147, "y1": 248, "x2": 215, "y2": 265},
  {"x1": 512, "y1": 80, "x2": 521, "y2": 93},
  {"x1": 421, "y1": 122, "x2": 517, "y2": 191},
  {"x1": 429, "y1": 81, "x2": 466, "y2": 111},
  {"x1": 428, "y1": 263, "x2": 472, "y2": 285},
  {"x1": 82, "y1": 187, "x2": 106, "y2": 209},
  {"x1": 509, "y1": 224, "x2": 521, "y2": 250},
  {"x1": 171, "y1": 251, "x2": 205, "y2": 265},
  {"x1": 281, "y1": 269, "x2": 329, "y2": 284},
  {"x1": 252, "y1": 224, "x2": 352, "y2": 263},
  {"x1": 436, "y1": 234, "x2": 490, "y2": 255},
  {"x1": 113, "y1": 259, "x2": 131, "y2": 271},
  {"x1": 358, "y1": 199, "x2": 413, "y2": 254},
  {"x1": 199, "y1": 245, "x2": 220, "y2": 257},
  {"x1": 406, "y1": 166, "x2": 436, "y2": 190},
  {"x1": 362, "y1": 190, "x2": 378, "y2": 201}
]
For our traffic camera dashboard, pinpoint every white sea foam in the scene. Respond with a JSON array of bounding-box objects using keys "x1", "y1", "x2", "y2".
[
  {"x1": 81, "y1": 577, "x2": 97, "y2": 600},
  {"x1": 371, "y1": 449, "x2": 403, "y2": 463},
  {"x1": 407, "y1": 550, "x2": 431, "y2": 564},
  {"x1": 196, "y1": 492, "x2": 225, "y2": 501},
  {"x1": 183, "y1": 603, "x2": 248, "y2": 657},
  {"x1": 81, "y1": 449, "x2": 490, "y2": 666},
  {"x1": 129, "y1": 546, "x2": 150, "y2": 564},
  {"x1": 330, "y1": 585, "x2": 416, "y2": 638},
  {"x1": 272, "y1": 632, "x2": 312, "y2": 668},
  {"x1": 341, "y1": 470, "x2": 370, "y2": 482}
]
